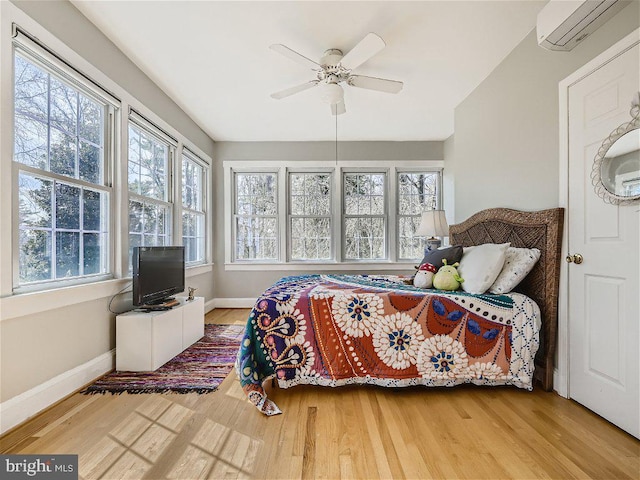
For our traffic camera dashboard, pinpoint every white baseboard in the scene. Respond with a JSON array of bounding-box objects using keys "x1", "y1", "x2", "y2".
[
  {"x1": 0, "y1": 349, "x2": 115, "y2": 435},
  {"x1": 210, "y1": 298, "x2": 256, "y2": 309},
  {"x1": 204, "y1": 298, "x2": 216, "y2": 313},
  {"x1": 553, "y1": 368, "x2": 568, "y2": 398}
]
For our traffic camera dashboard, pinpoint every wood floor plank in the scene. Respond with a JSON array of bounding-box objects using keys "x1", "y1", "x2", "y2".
[
  {"x1": 33, "y1": 394, "x2": 101, "y2": 438},
  {"x1": 1, "y1": 308, "x2": 638, "y2": 480},
  {"x1": 477, "y1": 391, "x2": 592, "y2": 479},
  {"x1": 301, "y1": 406, "x2": 317, "y2": 479},
  {"x1": 0, "y1": 388, "x2": 89, "y2": 452},
  {"x1": 101, "y1": 450, "x2": 152, "y2": 480},
  {"x1": 316, "y1": 395, "x2": 341, "y2": 480},
  {"x1": 336, "y1": 388, "x2": 374, "y2": 479},
  {"x1": 78, "y1": 436, "x2": 127, "y2": 480},
  {"x1": 354, "y1": 389, "x2": 391, "y2": 479},
  {"x1": 376, "y1": 392, "x2": 431, "y2": 479},
  {"x1": 165, "y1": 444, "x2": 215, "y2": 480},
  {"x1": 447, "y1": 391, "x2": 537, "y2": 479}
]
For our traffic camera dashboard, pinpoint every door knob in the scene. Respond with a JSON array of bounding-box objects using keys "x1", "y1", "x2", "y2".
[{"x1": 566, "y1": 253, "x2": 584, "y2": 264}]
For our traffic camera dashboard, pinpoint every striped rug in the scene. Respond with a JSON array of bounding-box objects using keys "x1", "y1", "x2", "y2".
[{"x1": 82, "y1": 324, "x2": 245, "y2": 394}]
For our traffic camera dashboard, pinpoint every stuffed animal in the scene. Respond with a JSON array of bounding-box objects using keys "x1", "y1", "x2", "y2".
[
  {"x1": 433, "y1": 259, "x2": 464, "y2": 291},
  {"x1": 414, "y1": 263, "x2": 437, "y2": 289}
]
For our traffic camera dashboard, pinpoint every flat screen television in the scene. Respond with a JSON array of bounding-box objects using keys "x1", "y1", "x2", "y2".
[{"x1": 132, "y1": 246, "x2": 185, "y2": 306}]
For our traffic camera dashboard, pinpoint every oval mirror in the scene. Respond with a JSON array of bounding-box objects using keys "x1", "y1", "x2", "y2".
[
  {"x1": 592, "y1": 98, "x2": 640, "y2": 205},
  {"x1": 600, "y1": 129, "x2": 640, "y2": 197}
]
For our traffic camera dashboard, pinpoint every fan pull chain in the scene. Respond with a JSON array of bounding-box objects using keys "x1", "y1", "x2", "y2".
[{"x1": 335, "y1": 112, "x2": 338, "y2": 166}]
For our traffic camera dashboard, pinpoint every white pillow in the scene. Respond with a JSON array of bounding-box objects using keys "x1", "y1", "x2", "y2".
[
  {"x1": 489, "y1": 247, "x2": 541, "y2": 294},
  {"x1": 457, "y1": 243, "x2": 510, "y2": 294}
]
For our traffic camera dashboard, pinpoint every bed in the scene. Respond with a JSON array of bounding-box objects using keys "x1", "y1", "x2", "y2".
[{"x1": 236, "y1": 208, "x2": 564, "y2": 415}]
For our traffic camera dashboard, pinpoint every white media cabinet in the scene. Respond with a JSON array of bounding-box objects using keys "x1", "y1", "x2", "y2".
[{"x1": 116, "y1": 296, "x2": 204, "y2": 371}]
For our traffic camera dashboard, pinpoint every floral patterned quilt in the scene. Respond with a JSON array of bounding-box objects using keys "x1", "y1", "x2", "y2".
[{"x1": 236, "y1": 274, "x2": 541, "y2": 415}]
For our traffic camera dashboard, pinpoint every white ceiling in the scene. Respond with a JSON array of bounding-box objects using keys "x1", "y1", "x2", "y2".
[{"x1": 71, "y1": 1, "x2": 547, "y2": 142}]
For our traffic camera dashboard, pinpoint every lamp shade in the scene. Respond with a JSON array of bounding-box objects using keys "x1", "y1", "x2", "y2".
[
  {"x1": 319, "y1": 82, "x2": 344, "y2": 105},
  {"x1": 415, "y1": 210, "x2": 449, "y2": 237}
]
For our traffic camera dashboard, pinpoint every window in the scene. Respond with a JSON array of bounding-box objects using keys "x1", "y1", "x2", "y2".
[
  {"x1": 343, "y1": 172, "x2": 387, "y2": 260},
  {"x1": 13, "y1": 48, "x2": 113, "y2": 289},
  {"x1": 9, "y1": 26, "x2": 212, "y2": 306},
  {"x1": 289, "y1": 172, "x2": 332, "y2": 261},
  {"x1": 127, "y1": 121, "x2": 173, "y2": 262},
  {"x1": 234, "y1": 172, "x2": 278, "y2": 260},
  {"x1": 226, "y1": 162, "x2": 442, "y2": 267},
  {"x1": 397, "y1": 171, "x2": 440, "y2": 260},
  {"x1": 182, "y1": 151, "x2": 207, "y2": 265}
]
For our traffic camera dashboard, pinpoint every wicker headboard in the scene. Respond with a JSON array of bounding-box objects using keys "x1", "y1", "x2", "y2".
[{"x1": 449, "y1": 208, "x2": 564, "y2": 391}]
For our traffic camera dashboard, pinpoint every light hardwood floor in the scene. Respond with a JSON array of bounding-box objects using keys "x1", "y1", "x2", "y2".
[{"x1": 1, "y1": 308, "x2": 638, "y2": 479}]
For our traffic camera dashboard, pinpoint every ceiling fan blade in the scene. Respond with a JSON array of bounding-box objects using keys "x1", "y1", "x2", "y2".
[
  {"x1": 349, "y1": 75, "x2": 403, "y2": 94},
  {"x1": 270, "y1": 44, "x2": 320, "y2": 70},
  {"x1": 271, "y1": 80, "x2": 319, "y2": 100},
  {"x1": 340, "y1": 33, "x2": 386, "y2": 71},
  {"x1": 331, "y1": 100, "x2": 346, "y2": 116}
]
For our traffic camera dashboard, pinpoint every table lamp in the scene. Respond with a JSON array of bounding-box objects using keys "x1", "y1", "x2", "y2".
[{"x1": 416, "y1": 210, "x2": 449, "y2": 253}]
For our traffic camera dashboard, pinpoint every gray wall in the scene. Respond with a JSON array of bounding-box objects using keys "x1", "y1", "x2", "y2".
[
  {"x1": 451, "y1": 2, "x2": 640, "y2": 222},
  {"x1": 2, "y1": 1, "x2": 215, "y2": 402},
  {"x1": 443, "y1": 134, "x2": 455, "y2": 224},
  {"x1": 217, "y1": 141, "x2": 443, "y2": 162},
  {"x1": 214, "y1": 141, "x2": 443, "y2": 299}
]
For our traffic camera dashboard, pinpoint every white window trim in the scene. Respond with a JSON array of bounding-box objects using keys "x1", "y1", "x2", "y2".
[
  {"x1": 181, "y1": 149, "x2": 208, "y2": 266},
  {"x1": 127, "y1": 115, "x2": 175, "y2": 202},
  {"x1": 396, "y1": 168, "x2": 443, "y2": 260},
  {"x1": 12, "y1": 26, "x2": 120, "y2": 107},
  {"x1": 0, "y1": 4, "x2": 213, "y2": 317},
  {"x1": 230, "y1": 168, "x2": 280, "y2": 263},
  {"x1": 11, "y1": 30, "x2": 120, "y2": 294},
  {"x1": 13, "y1": 169, "x2": 115, "y2": 294},
  {"x1": 129, "y1": 107, "x2": 177, "y2": 147},
  {"x1": 342, "y1": 168, "x2": 389, "y2": 261},
  {"x1": 287, "y1": 168, "x2": 335, "y2": 262},
  {"x1": 126, "y1": 121, "x2": 175, "y2": 263},
  {"x1": 223, "y1": 160, "x2": 444, "y2": 271}
]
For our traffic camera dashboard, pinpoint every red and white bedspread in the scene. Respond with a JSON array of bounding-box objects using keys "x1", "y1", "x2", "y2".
[{"x1": 236, "y1": 274, "x2": 541, "y2": 415}]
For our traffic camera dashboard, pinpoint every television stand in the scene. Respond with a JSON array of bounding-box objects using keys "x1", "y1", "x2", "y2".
[{"x1": 116, "y1": 296, "x2": 204, "y2": 371}]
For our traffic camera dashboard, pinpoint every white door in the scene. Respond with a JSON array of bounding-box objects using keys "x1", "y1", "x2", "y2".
[{"x1": 567, "y1": 42, "x2": 639, "y2": 438}]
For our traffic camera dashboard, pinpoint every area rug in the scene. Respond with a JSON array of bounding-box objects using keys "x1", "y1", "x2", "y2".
[{"x1": 82, "y1": 324, "x2": 245, "y2": 394}]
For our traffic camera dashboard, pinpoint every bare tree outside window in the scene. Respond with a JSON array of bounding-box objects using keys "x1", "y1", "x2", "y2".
[
  {"x1": 14, "y1": 51, "x2": 109, "y2": 285},
  {"x1": 397, "y1": 172, "x2": 439, "y2": 259},
  {"x1": 289, "y1": 172, "x2": 332, "y2": 260},
  {"x1": 230, "y1": 167, "x2": 441, "y2": 264},
  {"x1": 343, "y1": 173, "x2": 386, "y2": 260},
  {"x1": 234, "y1": 172, "x2": 278, "y2": 260},
  {"x1": 182, "y1": 153, "x2": 206, "y2": 264},
  {"x1": 127, "y1": 123, "x2": 171, "y2": 266}
]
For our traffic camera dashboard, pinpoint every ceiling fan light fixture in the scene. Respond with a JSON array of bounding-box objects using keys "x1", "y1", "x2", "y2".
[
  {"x1": 319, "y1": 82, "x2": 344, "y2": 105},
  {"x1": 270, "y1": 32, "x2": 403, "y2": 115}
]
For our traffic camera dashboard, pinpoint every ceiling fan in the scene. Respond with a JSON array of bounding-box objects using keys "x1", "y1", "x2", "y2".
[{"x1": 270, "y1": 33, "x2": 403, "y2": 115}]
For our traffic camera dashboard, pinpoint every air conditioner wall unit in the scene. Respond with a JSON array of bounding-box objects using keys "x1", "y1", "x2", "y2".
[{"x1": 537, "y1": 0, "x2": 629, "y2": 51}]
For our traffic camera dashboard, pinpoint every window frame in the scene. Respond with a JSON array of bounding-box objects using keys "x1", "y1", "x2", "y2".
[
  {"x1": 11, "y1": 35, "x2": 119, "y2": 294},
  {"x1": 126, "y1": 115, "x2": 175, "y2": 263},
  {"x1": 224, "y1": 161, "x2": 444, "y2": 270},
  {"x1": 287, "y1": 168, "x2": 335, "y2": 262},
  {"x1": 341, "y1": 169, "x2": 389, "y2": 261},
  {"x1": 231, "y1": 168, "x2": 280, "y2": 262},
  {"x1": 181, "y1": 148, "x2": 208, "y2": 266},
  {"x1": 396, "y1": 168, "x2": 443, "y2": 261}
]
